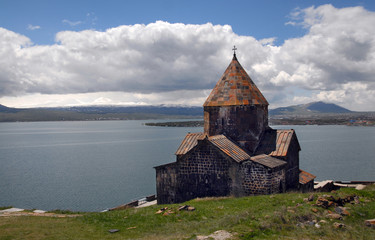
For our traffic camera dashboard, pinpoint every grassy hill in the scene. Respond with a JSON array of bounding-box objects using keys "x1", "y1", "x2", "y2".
[
  {"x1": 0, "y1": 105, "x2": 203, "y2": 122},
  {"x1": 269, "y1": 101, "x2": 352, "y2": 116},
  {"x1": 1, "y1": 103, "x2": 374, "y2": 125},
  {"x1": 1, "y1": 186, "x2": 374, "y2": 239}
]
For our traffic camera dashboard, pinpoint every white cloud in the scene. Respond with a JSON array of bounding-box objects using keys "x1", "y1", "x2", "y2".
[
  {"x1": 86, "y1": 12, "x2": 97, "y2": 26},
  {"x1": 284, "y1": 21, "x2": 297, "y2": 26},
  {"x1": 0, "y1": 21, "x2": 270, "y2": 97},
  {"x1": 0, "y1": 90, "x2": 209, "y2": 108},
  {"x1": 289, "y1": 82, "x2": 375, "y2": 112},
  {"x1": 62, "y1": 19, "x2": 82, "y2": 26},
  {"x1": 1, "y1": 5, "x2": 375, "y2": 111},
  {"x1": 259, "y1": 4, "x2": 375, "y2": 110},
  {"x1": 27, "y1": 24, "x2": 41, "y2": 30}
]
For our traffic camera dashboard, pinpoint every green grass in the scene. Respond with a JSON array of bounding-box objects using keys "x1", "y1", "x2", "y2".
[
  {"x1": 0, "y1": 207, "x2": 13, "y2": 211},
  {"x1": 1, "y1": 187, "x2": 374, "y2": 239}
]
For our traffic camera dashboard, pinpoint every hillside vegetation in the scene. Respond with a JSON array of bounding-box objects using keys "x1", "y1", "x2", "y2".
[
  {"x1": 269, "y1": 101, "x2": 352, "y2": 115},
  {"x1": 1, "y1": 187, "x2": 374, "y2": 239},
  {"x1": 1, "y1": 102, "x2": 374, "y2": 125},
  {"x1": 0, "y1": 105, "x2": 202, "y2": 122}
]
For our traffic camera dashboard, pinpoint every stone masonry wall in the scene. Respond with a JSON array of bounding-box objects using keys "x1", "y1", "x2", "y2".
[
  {"x1": 269, "y1": 168, "x2": 286, "y2": 193},
  {"x1": 240, "y1": 161, "x2": 285, "y2": 195},
  {"x1": 155, "y1": 163, "x2": 177, "y2": 204},
  {"x1": 299, "y1": 180, "x2": 314, "y2": 193},
  {"x1": 204, "y1": 105, "x2": 268, "y2": 153},
  {"x1": 175, "y1": 140, "x2": 233, "y2": 203},
  {"x1": 284, "y1": 137, "x2": 300, "y2": 190}
]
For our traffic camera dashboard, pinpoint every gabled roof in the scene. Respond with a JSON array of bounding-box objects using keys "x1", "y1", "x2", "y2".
[
  {"x1": 255, "y1": 129, "x2": 300, "y2": 157},
  {"x1": 175, "y1": 133, "x2": 288, "y2": 168},
  {"x1": 175, "y1": 133, "x2": 250, "y2": 163},
  {"x1": 175, "y1": 132, "x2": 205, "y2": 155},
  {"x1": 208, "y1": 135, "x2": 251, "y2": 163},
  {"x1": 299, "y1": 169, "x2": 316, "y2": 184},
  {"x1": 250, "y1": 154, "x2": 287, "y2": 169},
  {"x1": 203, "y1": 54, "x2": 268, "y2": 107}
]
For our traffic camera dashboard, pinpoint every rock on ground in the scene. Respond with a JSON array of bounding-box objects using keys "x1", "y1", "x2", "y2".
[
  {"x1": 365, "y1": 219, "x2": 375, "y2": 228},
  {"x1": 196, "y1": 230, "x2": 233, "y2": 240}
]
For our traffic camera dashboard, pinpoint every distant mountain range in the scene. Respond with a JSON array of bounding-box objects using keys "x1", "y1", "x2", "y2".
[
  {"x1": 0, "y1": 104, "x2": 203, "y2": 122},
  {"x1": 0, "y1": 101, "x2": 372, "y2": 122},
  {"x1": 269, "y1": 101, "x2": 352, "y2": 116},
  {"x1": 0, "y1": 104, "x2": 19, "y2": 113},
  {"x1": 46, "y1": 105, "x2": 204, "y2": 116}
]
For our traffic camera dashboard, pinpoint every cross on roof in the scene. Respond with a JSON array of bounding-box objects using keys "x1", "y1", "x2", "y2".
[{"x1": 232, "y1": 45, "x2": 237, "y2": 55}]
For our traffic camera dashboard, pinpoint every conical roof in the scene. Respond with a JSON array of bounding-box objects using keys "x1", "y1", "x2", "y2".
[{"x1": 204, "y1": 54, "x2": 268, "y2": 107}]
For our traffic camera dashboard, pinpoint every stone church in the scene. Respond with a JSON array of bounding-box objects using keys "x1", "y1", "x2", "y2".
[{"x1": 155, "y1": 51, "x2": 315, "y2": 204}]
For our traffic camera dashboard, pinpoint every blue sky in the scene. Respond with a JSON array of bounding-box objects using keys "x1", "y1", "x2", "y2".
[
  {"x1": 1, "y1": 0, "x2": 375, "y2": 110},
  {"x1": 3, "y1": 0, "x2": 373, "y2": 45}
]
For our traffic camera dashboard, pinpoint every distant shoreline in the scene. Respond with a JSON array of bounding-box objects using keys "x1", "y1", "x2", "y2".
[
  {"x1": 145, "y1": 119, "x2": 375, "y2": 127},
  {"x1": 145, "y1": 121, "x2": 204, "y2": 127},
  {"x1": 1, "y1": 104, "x2": 374, "y2": 124}
]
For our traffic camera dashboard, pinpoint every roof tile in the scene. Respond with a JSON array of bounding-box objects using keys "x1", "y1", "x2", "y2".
[
  {"x1": 175, "y1": 132, "x2": 205, "y2": 155},
  {"x1": 255, "y1": 129, "x2": 299, "y2": 157},
  {"x1": 175, "y1": 133, "x2": 250, "y2": 163},
  {"x1": 250, "y1": 154, "x2": 287, "y2": 169},
  {"x1": 209, "y1": 135, "x2": 250, "y2": 163},
  {"x1": 299, "y1": 169, "x2": 316, "y2": 184},
  {"x1": 204, "y1": 54, "x2": 268, "y2": 107}
]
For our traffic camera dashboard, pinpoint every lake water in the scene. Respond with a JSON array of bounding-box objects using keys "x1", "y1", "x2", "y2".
[{"x1": 0, "y1": 121, "x2": 374, "y2": 211}]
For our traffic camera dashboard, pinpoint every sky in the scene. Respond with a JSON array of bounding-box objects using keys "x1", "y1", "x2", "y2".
[{"x1": 1, "y1": 0, "x2": 375, "y2": 111}]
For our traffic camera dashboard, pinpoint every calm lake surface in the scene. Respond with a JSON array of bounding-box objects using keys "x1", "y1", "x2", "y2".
[{"x1": 0, "y1": 121, "x2": 374, "y2": 211}]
